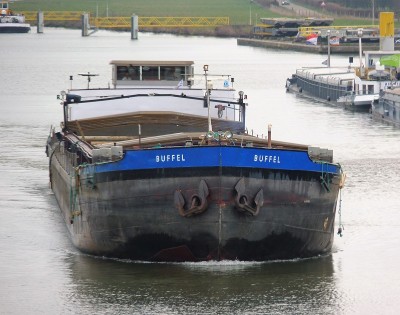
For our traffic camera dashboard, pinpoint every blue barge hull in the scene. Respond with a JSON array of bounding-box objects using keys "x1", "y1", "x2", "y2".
[{"x1": 49, "y1": 143, "x2": 342, "y2": 261}]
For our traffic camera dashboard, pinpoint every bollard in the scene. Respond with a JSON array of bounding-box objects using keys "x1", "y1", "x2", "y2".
[
  {"x1": 81, "y1": 13, "x2": 90, "y2": 36},
  {"x1": 37, "y1": 11, "x2": 44, "y2": 33},
  {"x1": 131, "y1": 14, "x2": 139, "y2": 40}
]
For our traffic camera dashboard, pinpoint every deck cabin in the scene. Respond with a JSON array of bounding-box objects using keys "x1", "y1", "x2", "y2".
[
  {"x1": 0, "y1": 1, "x2": 10, "y2": 16},
  {"x1": 111, "y1": 60, "x2": 195, "y2": 88},
  {"x1": 64, "y1": 60, "x2": 245, "y2": 138}
]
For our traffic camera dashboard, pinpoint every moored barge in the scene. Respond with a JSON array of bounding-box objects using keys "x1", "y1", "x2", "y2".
[
  {"x1": 372, "y1": 88, "x2": 400, "y2": 127},
  {"x1": 0, "y1": 1, "x2": 30, "y2": 33}
]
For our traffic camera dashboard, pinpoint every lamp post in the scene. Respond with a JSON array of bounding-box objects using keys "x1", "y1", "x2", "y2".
[
  {"x1": 327, "y1": 29, "x2": 331, "y2": 68},
  {"x1": 372, "y1": 0, "x2": 375, "y2": 25},
  {"x1": 249, "y1": 0, "x2": 253, "y2": 26},
  {"x1": 238, "y1": 91, "x2": 245, "y2": 127},
  {"x1": 203, "y1": 65, "x2": 212, "y2": 132},
  {"x1": 357, "y1": 28, "x2": 364, "y2": 77}
]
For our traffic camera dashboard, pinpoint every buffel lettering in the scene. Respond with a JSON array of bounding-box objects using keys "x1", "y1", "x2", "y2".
[
  {"x1": 156, "y1": 154, "x2": 186, "y2": 163},
  {"x1": 253, "y1": 155, "x2": 281, "y2": 163}
]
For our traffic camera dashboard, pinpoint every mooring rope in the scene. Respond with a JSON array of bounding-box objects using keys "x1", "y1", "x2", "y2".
[{"x1": 337, "y1": 187, "x2": 344, "y2": 237}]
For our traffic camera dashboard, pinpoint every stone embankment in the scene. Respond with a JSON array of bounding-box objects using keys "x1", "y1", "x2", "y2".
[{"x1": 237, "y1": 38, "x2": 380, "y2": 54}]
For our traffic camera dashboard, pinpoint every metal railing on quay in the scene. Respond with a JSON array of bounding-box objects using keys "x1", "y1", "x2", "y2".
[
  {"x1": 21, "y1": 11, "x2": 83, "y2": 22},
  {"x1": 298, "y1": 25, "x2": 379, "y2": 37},
  {"x1": 21, "y1": 12, "x2": 229, "y2": 28}
]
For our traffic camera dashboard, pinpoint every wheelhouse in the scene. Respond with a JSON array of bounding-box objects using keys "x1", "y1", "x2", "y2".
[
  {"x1": 0, "y1": 1, "x2": 10, "y2": 15},
  {"x1": 110, "y1": 60, "x2": 194, "y2": 87}
]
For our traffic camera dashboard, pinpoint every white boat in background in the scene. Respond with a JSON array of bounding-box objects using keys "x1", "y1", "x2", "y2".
[
  {"x1": 286, "y1": 50, "x2": 400, "y2": 112},
  {"x1": 0, "y1": 1, "x2": 30, "y2": 33}
]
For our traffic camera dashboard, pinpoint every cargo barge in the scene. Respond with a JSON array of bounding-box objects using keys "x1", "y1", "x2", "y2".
[{"x1": 46, "y1": 60, "x2": 345, "y2": 261}]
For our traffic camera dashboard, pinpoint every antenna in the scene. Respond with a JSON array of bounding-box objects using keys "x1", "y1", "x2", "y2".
[
  {"x1": 203, "y1": 65, "x2": 212, "y2": 132},
  {"x1": 78, "y1": 72, "x2": 99, "y2": 89}
]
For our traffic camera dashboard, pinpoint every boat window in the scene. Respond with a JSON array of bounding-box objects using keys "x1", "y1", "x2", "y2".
[
  {"x1": 127, "y1": 65, "x2": 140, "y2": 80},
  {"x1": 115, "y1": 64, "x2": 188, "y2": 81},
  {"x1": 117, "y1": 65, "x2": 140, "y2": 81},
  {"x1": 117, "y1": 66, "x2": 128, "y2": 80},
  {"x1": 369, "y1": 59, "x2": 374, "y2": 66},
  {"x1": 160, "y1": 66, "x2": 185, "y2": 81},
  {"x1": 368, "y1": 85, "x2": 374, "y2": 94},
  {"x1": 142, "y1": 66, "x2": 159, "y2": 80},
  {"x1": 160, "y1": 67, "x2": 175, "y2": 80},
  {"x1": 173, "y1": 66, "x2": 186, "y2": 81}
]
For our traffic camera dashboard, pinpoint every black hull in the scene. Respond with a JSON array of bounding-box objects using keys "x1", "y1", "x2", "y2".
[
  {"x1": 343, "y1": 102, "x2": 371, "y2": 112},
  {"x1": 372, "y1": 95, "x2": 400, "y2": 127},
  {"x1": 0, "y1": 25, "x2": 30, "y2": 33},
  {"x1": 50, "y1": 149, "x2": 340, "y2": 262},
  {"x1": 286, "y1": 76, "x2": 371, "y2": 112}
]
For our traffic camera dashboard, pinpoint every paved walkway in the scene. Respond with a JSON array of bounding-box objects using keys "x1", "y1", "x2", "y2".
[{"x1": 269, "y1": 1, "x2": 329, "y2": 18}]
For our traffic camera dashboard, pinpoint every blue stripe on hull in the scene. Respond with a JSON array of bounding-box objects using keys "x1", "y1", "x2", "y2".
[{"x1": 92, "y1": 146, "x2": 339, "y2": 174}]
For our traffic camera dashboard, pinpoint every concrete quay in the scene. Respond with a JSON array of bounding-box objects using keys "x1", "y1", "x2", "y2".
[{"x1": 237, "y1": 38, "x2": 381, "y2": 54}]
